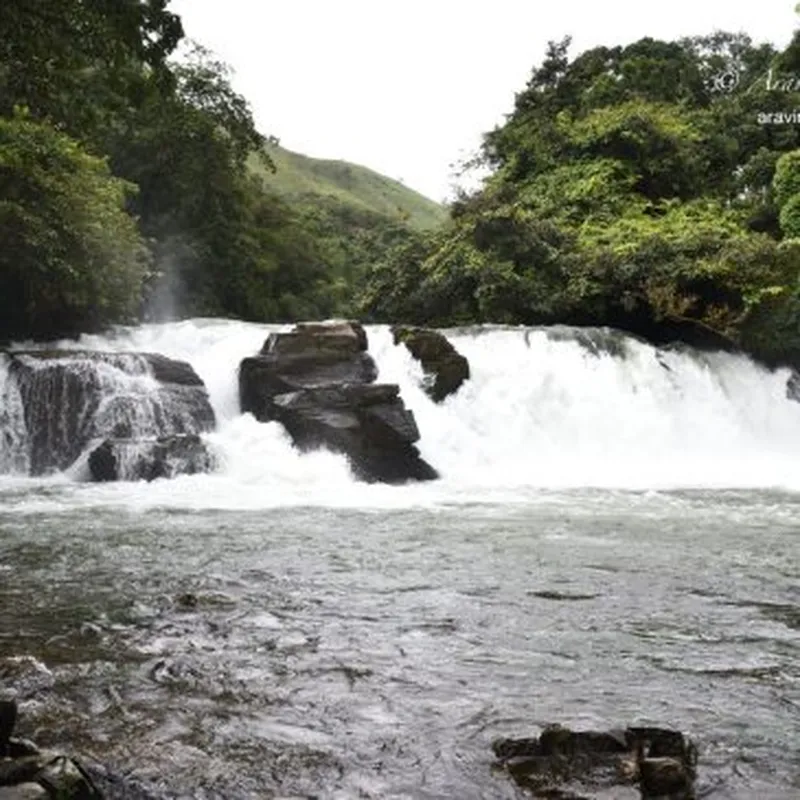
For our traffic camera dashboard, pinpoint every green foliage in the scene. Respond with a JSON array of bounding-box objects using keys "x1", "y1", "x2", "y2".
[
  {"x1": 361, "y1": 29, "x2": 800, "y2": 366},
  {"x1": 779, "y1": 193, "x2": 800, "y2": 238},
  {"x1": 774, "y1": 150, "x2": 800, "y2": 207},
  {"x1": 251, "y1": 144, "x2": 446, "y2": 230},
  {"x1": 0, "y1": 114, "x2": 148, "y2": 341},
  {"x1": 0, "y1": 0, "x2": 182, "y2": 141},
  {"x1": 0, "y1": 1, "x2": 437, "y2": 337}
]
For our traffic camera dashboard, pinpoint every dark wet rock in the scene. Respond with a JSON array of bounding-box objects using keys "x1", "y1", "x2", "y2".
[
  {"x1": 0, "y1": 701, "x2": 16, "y2": 756},
  {"x1": 786, "y1": 371, "x2": 800, "y2": 403},
  {"x1": 6, "y1": 351, "x2": 214, "y2": 475},
  {"x1": 175, "y1": 592, "x2": 199, "y2": 610},
  {"x1": 138, "y1": 354, "x2": 206, "y2": 388},
  {"x1": 239, "y1": 321, "x2": 437, "y2": 483},
  {"x1": 88, "y1": 434, "x2": 216, "y2": 482},
  {"x1": 35, "y1": 754, "x2": 100, "y2": 799},
  {"x1": 530, "y1": 590, "x2": 600, "y2": 601},
  {"x1": 0, "y1": 704, "x2": 172, "y2": 800},
  {"x1": 492, "y1": 724, "x2": 697, "y2": 799},
  {"x1": 391, "y1": 326, "x2": 470, "y2": 402},
  {"x1": 5, "y1": 744, "x2": 38, "y2": 760},
  {"x1": 639, "y1": 756, "x2": 694, "y2": 797}
]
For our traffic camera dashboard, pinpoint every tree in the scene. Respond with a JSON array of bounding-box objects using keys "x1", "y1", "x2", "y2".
[
  {"x1": 361, "y1": 30, "x2": 800, "y2": 367},
  {"x1": 0, "y1": 114, "x2": 148, "y2": 341},
  {"x1": 0, "y1": 0, "x2": 183, "y2": 142}
]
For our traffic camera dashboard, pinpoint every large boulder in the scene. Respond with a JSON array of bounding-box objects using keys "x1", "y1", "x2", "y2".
[
  {"x1": 239, "y1": 321, "x2": 437, "y2": 483},
  {"x1": 5, "y1": 351, "x2": 214, "y2": 475},
  {"x1": 492, "y1": 724, "x2": 697, "y2": 799},
  {"x1": 88, "y1": 434, "x2": 217, "y2": 482},
  {"x1": 391, "y1": 326, "x2": 469, "y2": 402}
]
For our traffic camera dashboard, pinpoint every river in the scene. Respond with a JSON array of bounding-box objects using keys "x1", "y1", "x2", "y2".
[{"x1": 0, "y1": 320, "x2": 798, "y2": 798}]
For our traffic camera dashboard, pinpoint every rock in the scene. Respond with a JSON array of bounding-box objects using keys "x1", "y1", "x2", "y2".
[
  {"x1": 6, "y1": 351, "x2": 215, "y2": 475},
  {"x1": 175, "y1": 592, "x2": 199, "y2": 610},
  {"x1": 391, "y1": 326, "x2": 470, "y2": 402},
  {"x1": 0, "y1": 756, "x2": 42, "y2": 787},
  {"x1": 5, "y1": 742, "x2": 39, "y2": 759},
  {"x1": 0, "y1": 784, "x2": 49, "y2": 800},
  {"x1": 639, "y1": 757, "x2": 694, "y2": 797},
  {"x1": 787, "y1": 370, "x2": 800, "y2": 403},
  {"x1": 34, "y1": 753, "x2": 100, "y2": 799},
  {"x1": 0, "y1": 701, "x2": 16, "y2": 755},
  {"x1": 267, "y1": 321, "x2": 368, "y2": 355},
  {"x1": 239, "y1": 321, "x2": 437, "y2": 483},
  {"x1": 88, "y1": 433, "x2": 216, "y2": 482},
  {"x1": 492, "y1": 724, "x2": 697, "y2": 799},
  {"x1": 0, "y1": 705, "x2": 102, "y2": 800}
]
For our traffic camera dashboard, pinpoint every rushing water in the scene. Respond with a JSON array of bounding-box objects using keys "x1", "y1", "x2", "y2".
[{"x1": 0, "y1": 319, "x2": 798, "y2": 798}]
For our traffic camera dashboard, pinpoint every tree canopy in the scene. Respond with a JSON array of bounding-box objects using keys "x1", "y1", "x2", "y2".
[
  {"x1": 359, "y1": 29, "x2": 800, "y2": 367},
  {"x1": 0, "y1": 0, "x2": 427, "y2": 342}
]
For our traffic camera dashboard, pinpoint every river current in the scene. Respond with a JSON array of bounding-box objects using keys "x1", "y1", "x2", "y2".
[{"x1": 0, "y1": 320, "x2": 798, "y2": 798}]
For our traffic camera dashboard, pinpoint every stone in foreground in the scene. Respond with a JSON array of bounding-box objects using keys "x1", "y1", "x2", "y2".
[
  {"x1": 391, "y1": 325, "x2": 470, "y2": 402},
  {"x1": 0, "y1": 700, "x2": 101, "y2": 799},
  {"x1": 492, "y1": 724, "x2": 697, "y2": 799},
  {"x1": 239, "y1": 321, "x2": 437, "y2": 483}
]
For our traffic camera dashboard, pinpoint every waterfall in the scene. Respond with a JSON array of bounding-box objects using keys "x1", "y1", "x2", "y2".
[
  {"x1": 0, "y1": 350, "x2": 214, "y2": 476},
  {"x1": 2, "y1": 319, "x2": 800, "y2": 494},
  {"x1": 369, "y1": 325, "x2": 800, "y2": 490},
  {"x1": 0, "y1": 355, "x2": 29, "y2": 474}
]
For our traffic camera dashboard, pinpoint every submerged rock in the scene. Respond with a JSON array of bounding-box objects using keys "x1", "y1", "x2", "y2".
[
  {"x1": 786, "y1": 370, "x2": 800, "y2": 403},
  {"x1": 5, "y1": 351, "x2": 215, "y2": 475},
  {"x1": 88, "y1": 434, "x2": 216, "y2": 482},
  {"x1": 239, "y1": 321, "x2": 437, "y2": 483},
  {"x1": 492, "y1": 723, "x2": 697, "y2": 799},
  {"x1": 391, "y1": 326, "x2": 470, "y2": 402}
]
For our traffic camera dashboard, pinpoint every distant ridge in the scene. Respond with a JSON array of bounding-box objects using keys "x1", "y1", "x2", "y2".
[{"x1": 250, "y1": 143, "x2": 447, "y2": 230}]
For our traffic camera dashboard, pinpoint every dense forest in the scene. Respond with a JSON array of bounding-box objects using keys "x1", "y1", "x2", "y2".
[
  {"x1": 0, "y1": 0, "x2": 427, "y2": 342},
  {"x1": 3, "y1": 1, "x2": 800, "y2": 368},
  {"x1": 361, "y1": 27, "x2": 800, "y2": 367}
]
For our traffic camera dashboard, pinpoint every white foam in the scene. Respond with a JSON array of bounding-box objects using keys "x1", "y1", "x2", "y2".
[{"x1": 3, "y1": 319, "x2": 800, "y2": 510}]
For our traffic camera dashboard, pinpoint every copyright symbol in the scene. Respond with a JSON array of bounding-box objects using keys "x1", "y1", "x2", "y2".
[{"x1": 709, "y1": 70, "x2": 740, "y2": 92}]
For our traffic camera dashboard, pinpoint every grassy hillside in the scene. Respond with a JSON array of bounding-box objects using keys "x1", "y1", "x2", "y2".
[{"x1": 250, "y1": 144, "x2": 447, "y2": 231}]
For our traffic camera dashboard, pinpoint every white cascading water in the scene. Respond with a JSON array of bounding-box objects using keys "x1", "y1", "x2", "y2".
[
  {"x1": 0, "y1": 354, "x2": 29, "y2": 475},
  {"x1": 2, "y1": 318, "x2": 800, "y2": 509}
]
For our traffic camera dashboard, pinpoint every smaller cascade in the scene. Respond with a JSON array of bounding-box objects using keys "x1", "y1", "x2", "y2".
[
  {"x1": 2, "y1": 351, "x2": 215, "y2": 477},
  {"x1": 238, "y1": 321, "x2": 437, "y2": 483},
  {"x1": 88, "y1": 433, "x2": 217, "y2": 482},
  {"x1": 391, "y1": 325, "x2": 470, "y2": 402},
  {"x1": 0, "y1": 355, "x2": 29, "y2": 474}
]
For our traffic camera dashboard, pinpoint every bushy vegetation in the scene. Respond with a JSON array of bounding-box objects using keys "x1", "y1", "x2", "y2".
[
  {"x1": 4, "y1": 1, "x2": 800, "y2": 369},
  {"x1": 0, "y1": 0, "x2": 438, "y2": 342},
  {"x1": 359, "y1": 29, "x2": 800, "y2": 366}
]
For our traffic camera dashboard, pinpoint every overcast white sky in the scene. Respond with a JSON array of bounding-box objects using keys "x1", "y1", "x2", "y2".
[{"x1": 171, "y1": 1, "x2": 797, "y2": 202}]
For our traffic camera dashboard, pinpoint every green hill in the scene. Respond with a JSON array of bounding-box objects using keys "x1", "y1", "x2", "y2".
[{"x1": 250, "y1": 144, "x2": 447, "y2": 231}]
